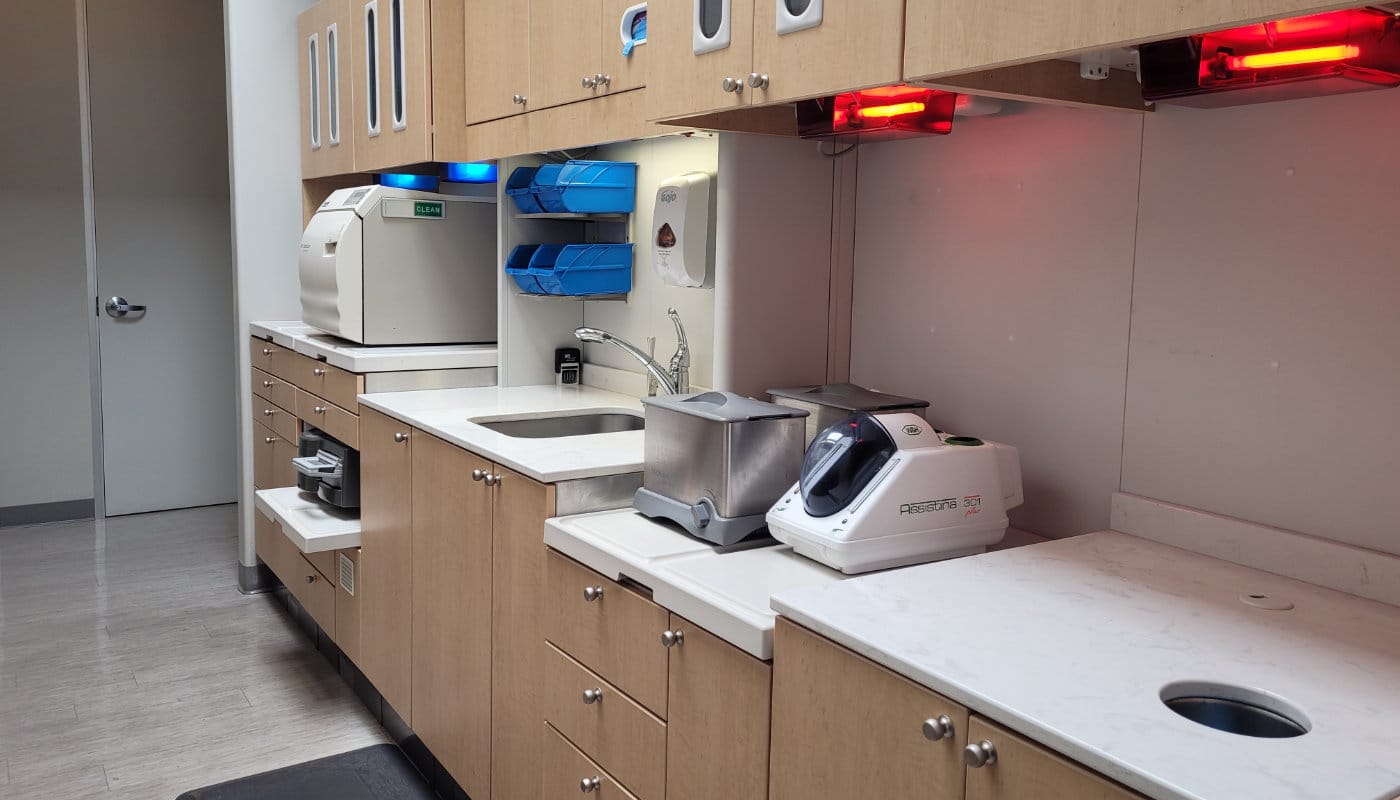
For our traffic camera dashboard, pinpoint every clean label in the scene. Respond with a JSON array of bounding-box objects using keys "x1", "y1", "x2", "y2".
[{"x1": 414, "y1": 201, "x2": 444, "y2": 218}]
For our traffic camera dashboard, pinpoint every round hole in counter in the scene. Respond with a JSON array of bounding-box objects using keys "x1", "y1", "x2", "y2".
[{"x1": 1160, "y1": 681, "x2": 1310, "y2": 739}]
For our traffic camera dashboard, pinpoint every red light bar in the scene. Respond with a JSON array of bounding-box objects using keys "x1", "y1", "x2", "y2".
[
  {"x1": 856, "y1": 101, "x2": 927, "y2": 119},
  {"x1": 1226, "y1": 44, "x2": 1359, "y2": 71}
]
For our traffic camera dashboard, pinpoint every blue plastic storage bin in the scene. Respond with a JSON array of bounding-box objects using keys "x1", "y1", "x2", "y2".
[
  {"x1": 537, "y1": 244, "x2": 633, "y2": 296},
  {"x1": 535, "y1": 161, "x2": 638, "y2": 214},
  {"x1": 529, "y1": 164, "x2": 568, "y2": 213},
  {"x1": 523, "y1": 245, "x2": 568, "y2": 294},
  {"x1": 505, "y1": 166, "x2": 544, "y2": 214},
  {"x1": 505, "y1": 245, "x2": 546, "y2": 293}
]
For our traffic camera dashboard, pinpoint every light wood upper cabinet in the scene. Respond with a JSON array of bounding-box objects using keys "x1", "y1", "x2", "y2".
[
  {"x1": 492, "y1": 465, "x2": 557, "y2": 800},
  {"x1": 750, "y1": 0, "x2": 906, "y2": 104},
  {"x1": 647, "y1": 0, "x2": 756, "y2": 120},
  {"x1": 299, "y1": 0, "x2": 356, "y2": 178},
  {"x1": 769, "y1": 618, "x2": 969, "y2": 800},
  {"x1": 665, "y1": 614, "x2": 772, "y2": 800},
  {"x1": 412, "y1": 434, "x2": 494, "y2": 800},
  {"x1": 352, "y1": 0, "x2": 433, "y2": 171},
  {"x1": 358, "y1": 407, "x2": 414, "y2": 722},
  {"x1": 963, "y1": 716, "x2": 1146, "y2": 800},
  {"x1": 599, "y1": 0, "x2": 648, "y2": 95},
  {"x1": 903, "y1": 0, "x2": 1362, "y2": 81},
  {"x1": 528, "y1": 0, "x2": 604, "y2": 110},
  {"x1": 464, "y1": 0, "x2": 532, "y2": 124}
]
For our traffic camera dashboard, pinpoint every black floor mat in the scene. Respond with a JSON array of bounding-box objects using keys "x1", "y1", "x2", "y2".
[{"x1": 176, "y1": 744, "x2": 437, "y2": 800}]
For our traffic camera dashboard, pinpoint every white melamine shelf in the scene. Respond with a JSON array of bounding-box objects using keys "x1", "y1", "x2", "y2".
[{"x1": 254, "y1": 487, "x2": 361, "y2": 554}]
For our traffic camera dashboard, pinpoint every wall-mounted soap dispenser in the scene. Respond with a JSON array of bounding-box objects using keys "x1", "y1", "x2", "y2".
[{"x1": 652, "y1": 171, "x2": 715, "y2": 288}]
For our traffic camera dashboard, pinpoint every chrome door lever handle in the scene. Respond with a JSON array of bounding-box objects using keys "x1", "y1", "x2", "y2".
[{"x1": 105, "y1": 297, "x2": 147, "y2": 318}]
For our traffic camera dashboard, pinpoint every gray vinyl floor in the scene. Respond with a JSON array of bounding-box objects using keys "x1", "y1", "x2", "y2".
[{"x1": 0, "y1": 505, "x2": 387, "y2": 799}]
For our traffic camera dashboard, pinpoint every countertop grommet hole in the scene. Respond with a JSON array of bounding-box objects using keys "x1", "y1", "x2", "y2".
[{"x1": 1160, "y1": 681, "x2": 1310, "y2": 738}]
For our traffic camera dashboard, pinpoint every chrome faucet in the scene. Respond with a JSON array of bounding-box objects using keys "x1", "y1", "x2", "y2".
[{"x1": 575, "y1": 308, "x2": 690, "y2": 396}]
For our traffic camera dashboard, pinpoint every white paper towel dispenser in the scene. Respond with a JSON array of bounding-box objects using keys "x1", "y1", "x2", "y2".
[{"x1": 651, "y1": 171, "x2": 714, "y2": 288}]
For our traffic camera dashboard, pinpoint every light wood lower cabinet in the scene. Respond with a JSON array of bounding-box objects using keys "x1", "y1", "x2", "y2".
[
  {"x1": 492, "y1": 465, "x2": 557, "y2": 800},
  {"x1": 665, "y1": 613, "x2": 771, "y2": 800},
  {"x1": 412, "y1": 433, "x2": 494, "y2": 799},
  {"x1": 963, "y1": 717, "x2": 1145, "y2": 800},
  {"x1": 769, "y1": 618, "x2": 969, "y2": 800},
  {"x1": 336, "y1": 548, "x2": 363, "y2": 665},
  {"x1": 358, "y1": 407, "x2": 415, "y2": 721}
]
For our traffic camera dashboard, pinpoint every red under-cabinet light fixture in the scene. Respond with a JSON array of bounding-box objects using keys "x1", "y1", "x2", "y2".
[
  {"x1": 798, "y1": 85, "x2": 959, "y2": 140},
  {"x1": 1141, "y1": 7, "x2": 1400, "y2": 107}
]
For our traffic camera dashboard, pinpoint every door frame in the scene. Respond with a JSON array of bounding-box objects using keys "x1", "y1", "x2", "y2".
[{"x1": 75, "y1": 0, "x2": 108, "y2": 519}]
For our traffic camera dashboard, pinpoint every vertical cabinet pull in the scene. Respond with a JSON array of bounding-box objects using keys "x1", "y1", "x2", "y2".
[
  {"x1": 326, "y1": 24, "x2": 341, "y2": 144},
  {"x1": 389, "y1": 0, "x2": 406, "y2": 130},
  {"x1": 364, "y1": 1, "x2": 381, "y2": 135},
  {"x1": 308, "y1": 33, "x2": 321, "y2": 149}
]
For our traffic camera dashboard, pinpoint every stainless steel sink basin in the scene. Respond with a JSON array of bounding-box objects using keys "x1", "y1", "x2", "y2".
[{"x1": 475, "y1": 412, "x2": 644, "y2": 439}]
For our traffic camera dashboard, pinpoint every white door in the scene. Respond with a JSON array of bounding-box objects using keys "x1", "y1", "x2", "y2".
[{"x1": 87, "y1": 0, "x2": 237, "y2": 516}]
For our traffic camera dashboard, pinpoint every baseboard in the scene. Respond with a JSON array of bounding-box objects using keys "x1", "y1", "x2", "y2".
[
  {"x1": 237, "y1": 562, "x2": 278, "y2": 595},
  {"x1": 0, "y1": 499, "x2": 96, "y2": 527}
]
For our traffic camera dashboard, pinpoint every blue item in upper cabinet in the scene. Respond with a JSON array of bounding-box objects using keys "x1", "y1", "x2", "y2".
[
  {"x1": 505, "y1": 166, "x2": 544, "y2": 214},
  {"x1": 379, "y1": 173, "x2": 439, "y2": 191},
  {"x1": 505, "y1": 244, "x2": 546, "y2": 293},
  {"x1": 536, "y1": 161, "x2": 638, "y2": 214},
  {"x1": 547, "y1": 244, "x2": 634, "y2": 296},
  {"x1": 447, "y1": 162, "x2": 499, "y2": 183}
]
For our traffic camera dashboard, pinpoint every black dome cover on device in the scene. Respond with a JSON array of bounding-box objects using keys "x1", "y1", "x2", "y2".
[{"x1": 799, "y1": 412, "x2": 897, "y2": 518}]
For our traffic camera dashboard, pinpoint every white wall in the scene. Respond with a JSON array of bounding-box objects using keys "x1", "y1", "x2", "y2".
[
  {"x1": 849, "y1": 88, "x2": 1400, "y2": 558},
  {"x1": 850, "y1": 106, "x2": 1142, "y2": 538},
  {"x1": 225, "y1": 0, "x2": 316, "y2": 567},
  {"x1": 0, "y1": 2, "x2": 97, "y2": 511}
]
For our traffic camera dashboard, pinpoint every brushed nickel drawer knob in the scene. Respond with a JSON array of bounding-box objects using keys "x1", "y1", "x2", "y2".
[
  {"x1": 264, "y1": 437, "x2": 276, "y2": 445},
  {"x1": 964, "y1": 740, "x2": 997, "y2": 768},
  {"x1": 471, "y1": 469, "x2": 486, "y2": 482},
  {"x1": 394, "y1": 432, "x2": 409, "y2": 443},
  {"x1": 721, "y1": 76, "x2": 743, "y2": 94},
  {"x1": 262, "y1": 347, "x2": 273, "y2": 356},
  {"x1": 305, "y1": 575, "x2": 317, "y2": 584},
  {"x1": 582, "y1": 688, "x2": 603, "y2": 705},
  {"x1": 262, "y1": 380, "x2": 275, "y2": 388},
  {"x1": 580, "y1": 776, "x2": 601, "y2": 793},
  {"x1": 313, "y1": 406, "x2": 326, "y2": 414},
  {"x1": 747, "y1": 72, "x2": 769, "y2": 89},
  {"x1": 583, "y1": 586, "x2": 604, "y2": 602},
  {"x1": 313, "y1": 368, "x2": 326, "y2": 376},
  {"x1": 262, "y1": 409, "x2": 276, "y2": 416},
  {"x1": 922, "y1": 715, "x2": 955, "y2": 741},
  {"x1": 661, "y1": 629, "x2": 685, "y2": 648},
  {"x1": 582, "y1": 75, "x2": 597, "y2": 88},
  {"x1": 484, "y1": 473, "x2": 502, "y2": 487},
  {"x1": 595, "y1": 73, "x2": 610, "y2": 87}
]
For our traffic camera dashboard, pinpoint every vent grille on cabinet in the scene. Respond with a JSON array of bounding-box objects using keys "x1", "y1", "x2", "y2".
[{"x1": 338, "y1": 553, "x2": 356, "y2": 596}]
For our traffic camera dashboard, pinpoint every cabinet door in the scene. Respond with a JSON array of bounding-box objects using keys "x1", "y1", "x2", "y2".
[
  {"x1": 411, "y1": 434, "x2": 493, "y2": 799},
  {"x1": 964, "y1": 716, "x2": 1146, "y2": 800},
  {"x1": 528, "y1": 0, "x2": 603, "y2": 110},
  {"x1": 335, "y1": 549, "x2": 363, "y2": 665},
  {"x1": 666, "y1": 614, "x2": 772, "y2": 800},
  {"x1": 352, "y1": 0, "x2": 432, "y2": 171},
  {"x1": 599, "y1": 0, "x2": 646, "y2": 95},
  {"x1": 646, "y1": 0, "x2": 755, "y2": 121},
  {"x1": 750, "y1": 0, "x2": 904, "y2": 104},
  {"x1": 466, "y1": 0, "x2": 532, "y2": 123},
  {"x1": 358, "y1": 408, "x2": 414, "y2": 721},
  {"x1": 769, "y1": 619, "x2": 968, "y2": 800},
  {"x1": 491, "y1": 465, "x2": 557, "y2": 800}
]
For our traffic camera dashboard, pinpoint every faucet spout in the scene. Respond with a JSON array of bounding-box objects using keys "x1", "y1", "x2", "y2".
[{"x1": 574, "y1": 327, "x2": 679, "y2": 395}]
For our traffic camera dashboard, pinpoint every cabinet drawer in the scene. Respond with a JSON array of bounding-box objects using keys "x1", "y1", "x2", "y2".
[
  {"x1": 543, "y1": 723, "x2": 639, "y2": 800},
  {"x1": 545, "y1": 550, "x2": 670, "y2": 718},
  {"x1": 305, "y1": 548, "x2": 337, "y2": 582},
  {"x1": 336, "y1": 549, "x2": 362, "y2": 666},
  {"x1": 252, "y1": 421, "x2": 298, "y2": 490},
  {"x1": 295, "y1": 388, "x2": 359, "y2": 449},
  {"x1": 254, "y1": 507, "x2": 282, "y2": 568},
  {"x1": 252, "y1": 367, "x2": 298, "y2": 411},
  {"x1": 286, "y1": 550, "x2": 337, "y2": 633},
  {"x1": 544, "y1": 644, "x2": 666, "y2": 800},
  {"x1": 288, "y1": 352, "x2": 363, "y2": 409},
  {"x1": 249, "y1": 336, "x2": 290, "y2": 373},
  {"x1": 252, "y1": 388, "x2": 298, "y2": 444}
]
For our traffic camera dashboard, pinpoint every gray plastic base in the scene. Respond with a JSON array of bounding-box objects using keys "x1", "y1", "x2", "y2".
[{"x1": 633, "y1": 487, "x2": 769, "y2": 546}]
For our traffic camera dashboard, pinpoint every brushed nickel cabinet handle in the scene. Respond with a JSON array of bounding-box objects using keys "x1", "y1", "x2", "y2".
[{"x1": 394, "y1": 432, "x2": 409, "y2": 443}]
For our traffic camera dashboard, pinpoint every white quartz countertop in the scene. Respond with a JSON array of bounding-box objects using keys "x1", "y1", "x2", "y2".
[
  {"x1": 771, "y1": 532, "x2": 1400, "y2": 800},
  {"x1": 254, "y1": 487, "x2": 361, "y2": 553},
  {"x1": 358, "y1": 385, "x2": 645, "y2": 483},
  {"x1": 545, "y1": 509, "x2": 849, "y2": 659},
  {"x1": 250, "y1": 320, "x2": 497, "y2": 373}
]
